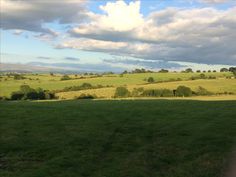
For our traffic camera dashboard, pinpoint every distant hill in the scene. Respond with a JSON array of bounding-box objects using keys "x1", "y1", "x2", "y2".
[{"x1": 0, "y1": 63, "x2": 74, "y2": 73}]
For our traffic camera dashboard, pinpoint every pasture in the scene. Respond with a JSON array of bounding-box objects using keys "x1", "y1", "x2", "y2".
[
  {"x1": 0, "y1": 100, "x2": 236, "y2": 177},
  {"x1": 0, "y1": 72, "x2": 234, "y2": 99}
]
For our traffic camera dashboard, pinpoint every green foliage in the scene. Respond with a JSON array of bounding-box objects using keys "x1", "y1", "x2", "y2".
[
  {"x1": 61, "y1": 75, "x2": 71, "y2": 81},
  {"x1": 176, "y1": 86, "x2": 192, "y2": 97},
  {"x1": 11, "y1": 91, "x2": 24, "y2": 100},
  {"x1": 220, "y1": 68, "x2": 229, "y2": 72},
  {"x1": 142, "y1": 89, "x2": 173, "y2": 97},
  {"x1": 13, "y1": 74, "x2": 26, "y2": 80},
  {"x1": 158, "y1": 69, "x2": 169, "y2": 73},
  {"x1": 185, "y1": 68, "x2": 193, "y2": 73},
  {"x1": 147, "y1": 77, "x2": 155, "y2": 83},
  {"x1": 11, "y1": 85, "x2": 55, "y2": 100},
  {"x1": 114, "y1": 87, "x2": 130, "y2": 98},
  {"x1": 131, "y1": 68, "x2": 153, "y2": 73},
  {"x1": 77, "y1": 93, "x2": 97, "y2": 99},
  {"x1": 60, "y1": 83, "x2": 107, "y2": 92},
  {"x1": 195, "y1": 86, "x2": 213, "y2": 96},
  {"x1": 131, "y1": 87, "x2": 144, "y2": 97}
]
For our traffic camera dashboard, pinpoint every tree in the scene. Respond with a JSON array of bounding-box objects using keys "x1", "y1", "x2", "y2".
[
  {"x1": 11, "y1": 91, "x2": 24, "y2": 100},
  {"x1": 122, "y1": 70, "x2": 128, "y2": 74},
  {"x1": 158, "y1": 69, "x2": 169, "y2": 73},
  {"x1": 185, "y1": 68, "x2": 193, "y2": 73},
  {"x1": 176, "y1": 86, "x2": 192, "y2": 97},
  {"x1": 196, "y1": 70, "x2": 201, "y2": 73},
  {"x1": 147, "y1": 77, "x2": 154, "y2": 83},
  {"x1": 229, "y1": 67, "x2": 236, "y2": 76},
  {"x1": 220, "y1": 68, "x2": 228, "y2": 72},
  {"x1": 114, "y1": 87, "x2": 130, "y2": 98}
]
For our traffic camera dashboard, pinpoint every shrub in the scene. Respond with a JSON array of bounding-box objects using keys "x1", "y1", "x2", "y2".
[
  {"x1": 195, "y1": 86, "x2": 213, "y2": 96},
  {"x1": 208, "y1": 76, "x2": 216, "y2": 79},
  {"x1": 10, "y1": 85, "x2": 55, "y2": 100},
  {"x1": 147, "y1": 77, "x2": 154, "y2": 83},
  {"x1": 11, "y1": 91, "x2": 24, "y2": 100},
  {"x1": 77, "y1": 94, "x2": 96, "y2": 99},
  {"x1": 176, "y1": 86, "x2": 192, "y2": 97},
  {"x1": 61, "y1": 75, "x2": 71, "y2": 81},
  {"x1": 199, "y1": 73, "x2": 206, "y2": 79},
  {"x1": 132, "y1": 87, "x2": 144, "y2": 97},
  {"x1": 114, "y1": 87, "x2": 130, "y2": 98},
  {"x1": 142, "y1": 89, "x2": 173, "y2": 97},
  {"x1": 13, "y1": 74, "x2": 26, "y2": 80}
]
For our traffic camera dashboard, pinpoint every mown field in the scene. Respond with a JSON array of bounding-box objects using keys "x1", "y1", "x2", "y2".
[
  {"x1": 0, "y1": 100, "x2": 236, "y2": 177},
  {"x1": 0, "y1": 72, "x2": 235, "y2": 99}
]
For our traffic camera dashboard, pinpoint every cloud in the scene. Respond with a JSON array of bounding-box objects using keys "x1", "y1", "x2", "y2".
[
  {"x1": 0, "y1": 0, "x2": 89, "y2": 34},
  {"x1": 64, "y1": 57, "x2": 80, "y2": 61},
  {"x1": 199, "y1": 0, "x2": 229, "y2": 4},
  {"x1": 65, "y1": 1, "x2": 236, "y2": 65},
  {"x1": 37, "y1": 56, "x2": 51, "y2": 60},
  {"x1": 103, "y1": 58, "x2": 184, "y2": 70}
]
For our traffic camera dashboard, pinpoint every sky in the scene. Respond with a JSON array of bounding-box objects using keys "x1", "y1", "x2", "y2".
[{"x1": 1, "y1": 0, "x2": 236, "y2": 72}]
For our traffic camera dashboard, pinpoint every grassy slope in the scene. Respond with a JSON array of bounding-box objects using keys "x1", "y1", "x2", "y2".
[
  {"x1": 56, "y1": 78, "x2": 236, "y2": 99},
  {"x1": 1, "y1": 100, "x2": 236, "y2": 177},
  {"x1": 0, "y1": 72, "x2": 233, "y2": 97}
]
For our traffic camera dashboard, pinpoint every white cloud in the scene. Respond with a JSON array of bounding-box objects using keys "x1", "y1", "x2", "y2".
[
  {"x1": 199, "y1": 0, "x2": 229, "y2": 4},
  {"x1": 67, "y1": 1, "x2": 236, "y2": 65}
]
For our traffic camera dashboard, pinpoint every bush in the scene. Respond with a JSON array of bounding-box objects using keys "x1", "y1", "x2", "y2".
[
  {"x1": 14, "y1": 74, "x2": 26, "y2": 80},
  {"x1": 199, "y1": 73, "x2": 206, "y2": 79},
  {"x1": 10, "y1": 85, "x2": 55, "y2": 100},
  {"x1": 114, "y1": 87, "x2": 130, "y2": 98},
  {"x1": 131, "y1": 87, "x2": 144, "y2": 97},
  {"x1": 195, "y1": 86, "x2": 213, "y2": 96},
  {"x1": 142, "y1": 89, "x2": 173, "y2": 97},
  {"x1": 77, "y1": 94, "x2": 96, "y2": 99},
  {"x1": 61, "y1": 75, "x2": 71, "y2": 81},
  {"x1": 176, "y1": 86, "x2": 192, "y2": 97},
  {"x1": 147, "y1": 77, "x2": 154, "y2": 83},
  {"x1": 11, "y1": 91, "x2": 24, "y2": 100}
]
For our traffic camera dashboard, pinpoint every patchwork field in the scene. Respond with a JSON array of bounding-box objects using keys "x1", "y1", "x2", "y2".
[
  {"x1": 0, "y1": 100, "x2": 236, "y2": 177},
  {"x1": 0, "y1": 72, "x2": 235, "y2": 99}
]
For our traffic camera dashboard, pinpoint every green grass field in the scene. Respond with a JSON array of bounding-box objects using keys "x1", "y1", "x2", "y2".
[
  {"x1": 0, "y1": 72, "x2": 234, "y2": 97},
  {"x1": 1, "y1": 100, "x2": 236, "y2": 177}
]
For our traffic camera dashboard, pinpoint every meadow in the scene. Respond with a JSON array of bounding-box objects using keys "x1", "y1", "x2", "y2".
[
  {"x1": 1, "y1": 100, "x2": 236, "y2": 177},
  {"x1": 0, "y1": 72, "x2": 235, "y2": 99}
]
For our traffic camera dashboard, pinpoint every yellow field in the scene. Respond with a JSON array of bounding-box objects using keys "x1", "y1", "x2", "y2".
[
  {"x1": 1, "y1": 72, "x2": 235, "y2": 100},
  {"x1": 56, "y1": 78, "x2": 236, "y2": 99}
]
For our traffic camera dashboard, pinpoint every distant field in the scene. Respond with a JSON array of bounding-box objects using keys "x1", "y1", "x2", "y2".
[
  {"x1": 0, "y1": 72, "x2": 234, "y2": 97},
  {"x1": 1, "y1": 100, "x2": 236, "y2": 177},
  {"x1": 56, "y1": 79, "x2": 236, "y2": 99}
]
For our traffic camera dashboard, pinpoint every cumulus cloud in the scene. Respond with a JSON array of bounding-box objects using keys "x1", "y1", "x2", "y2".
[
  {"x1": 65, "y1": 1, "x2": 236, "y2": 65},
  {"x1": 1, "y1": 0, "x2": 236, "y2": 65},
  {"x1": 0, "y1": 0, "x2": 88, "y2": 34}
]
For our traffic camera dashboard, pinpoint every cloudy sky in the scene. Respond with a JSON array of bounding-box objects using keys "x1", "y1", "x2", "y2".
[{"x1": 1, "y1": 0, "x2": 236, "y2": 72}]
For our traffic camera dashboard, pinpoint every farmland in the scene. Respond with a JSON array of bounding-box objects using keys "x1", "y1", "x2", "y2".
[
  {"x1": 0, "y1": 72, "x2": 235, "y2": 99},
  {"x1": 0, "y1": 100, "x2": 236, "y2": 177}
]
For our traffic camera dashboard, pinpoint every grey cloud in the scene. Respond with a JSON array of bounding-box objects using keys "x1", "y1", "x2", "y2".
[
  {"x1": 1, "y1": 0, "x2": 88, "y2": 34},
  {"x1": 103, "y1": 58, "x2": 184, "y2": 69},
  {"x1": 27, "y1": 62, "x2": 126, "y2": 73},
  {"x1": 64, "y1": 57, "x2": 80, "y2": 61},
  {"x1": 37, "y1": 56, "x2": 51, "y2": 60},
  {"x1": 65, "y1": 7, "x2": 236, "y2": 65}
]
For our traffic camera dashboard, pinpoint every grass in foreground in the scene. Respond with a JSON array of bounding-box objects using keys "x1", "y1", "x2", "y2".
[{"x1": 0, "y1": 100, "x2": 236, "y2": 177}]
